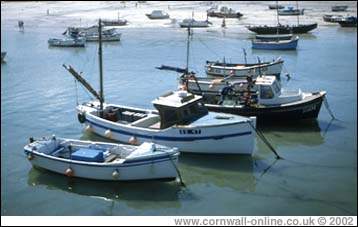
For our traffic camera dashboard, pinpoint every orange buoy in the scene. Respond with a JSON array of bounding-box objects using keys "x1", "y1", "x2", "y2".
[
  {"x1": 128, "y1": 136, "x2": 138, "y2": 145},
  {"x1": 65, "y1": 167, "x2": 74, "y2": 177}
]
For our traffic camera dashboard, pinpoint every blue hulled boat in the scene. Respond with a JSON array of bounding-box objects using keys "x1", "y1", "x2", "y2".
[{"x1": 252, "y1": 36, "x2": 299, "y2": 50}]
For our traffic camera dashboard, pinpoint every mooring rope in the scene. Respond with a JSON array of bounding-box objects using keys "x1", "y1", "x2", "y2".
[
  {"x1": 323, "y1": 96, "x2": 337, "y2": 120},
  {"x1": 248, "y1": 121, "x2": 282, "y2": 160},
  {"x1": 160, "y1": 147, "x2": 185, "y2": 187}
]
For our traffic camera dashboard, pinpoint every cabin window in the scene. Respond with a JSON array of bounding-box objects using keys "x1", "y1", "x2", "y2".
[
  {"x1": 273, "y1": 81, "x2": 280, "y2": 94},
  {"x1": 260, "y1": 85, "x2": 274, "y2": 99}
]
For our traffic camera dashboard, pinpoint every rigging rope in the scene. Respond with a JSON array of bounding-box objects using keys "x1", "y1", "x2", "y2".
[{"x1": 323, "y1": 96, "x2": 337, "y2": 120}]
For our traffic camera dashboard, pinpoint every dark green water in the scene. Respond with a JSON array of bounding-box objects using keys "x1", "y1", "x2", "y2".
[{"x1": 1, "y1": 2, "x2": 357, "y2": 216}]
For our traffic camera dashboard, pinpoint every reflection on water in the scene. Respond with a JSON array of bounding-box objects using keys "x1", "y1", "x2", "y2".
[
  {"x1": 27, "y1": 167, "x2": 185, "y2": 210},
  {"x1": 179, "y1": 154, "x2": 258, "y2": 193}
]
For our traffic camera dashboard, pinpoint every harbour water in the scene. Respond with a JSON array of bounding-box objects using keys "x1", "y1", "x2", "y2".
[{"x1": 1, "y1": 1, "x2": 357, "y2": 215}]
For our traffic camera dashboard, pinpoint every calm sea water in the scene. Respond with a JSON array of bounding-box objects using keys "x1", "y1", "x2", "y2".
[{"x1": 1, "y1": 1, "x2": 357, "y2": 216}]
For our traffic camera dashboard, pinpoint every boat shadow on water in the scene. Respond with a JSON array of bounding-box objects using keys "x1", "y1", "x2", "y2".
[
  {"x1": 258, "y1": 118, "x2": 343, "y2": 147},
  {"x1": 27, "y1": 167, "x2": 186, "y2": 210}
]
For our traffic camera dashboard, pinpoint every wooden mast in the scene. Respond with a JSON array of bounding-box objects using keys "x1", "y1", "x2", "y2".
[
  {"x1": 276, "y1": 0, "x2": 280, "y2": 36},
  {"x1": 98, "y1": 19, "x2": 104, "y2": 117},
  {"x1": 185, "y1": 26, "x2": 190, "y2": 73},
  {"x1": 296, "y1": 1, "x2": 300, "y2": 26}
]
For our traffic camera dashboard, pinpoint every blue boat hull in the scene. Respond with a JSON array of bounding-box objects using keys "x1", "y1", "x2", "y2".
[{"x1": 252, "y1": 38, "x2": 298, "y2": 50}]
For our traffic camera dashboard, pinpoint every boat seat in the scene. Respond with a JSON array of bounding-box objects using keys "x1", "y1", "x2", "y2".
[
  {"x1": 51, "y1": 147, "x2": 65, "y2": 156},
  {"x1": 105, "y1": 153, "x2": 117, "y2": 162}
]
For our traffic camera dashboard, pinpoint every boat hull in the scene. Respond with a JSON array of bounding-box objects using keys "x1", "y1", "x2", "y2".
[
  {"x1": 78, "y1": 105, "x2": 255, "y2": 155},
  {"x1": 252, "y1": 38, "x2": 298, "y2": 50},
  {"x1": 338, "y1": 21, "x2": 357, "y2": 27},
  {"x1": 206, "y1": 92, "x2": 325, "y2": 122},
  {"x1": 25, "y1": 151, "x2": 178, "y2": 181},
  {"x1": 246, "y1": 23, "x2": 317, "y2": 34},
  {"x1": 205, "y1": 59, "x2": 283, "y2": 78},
  {"x1": 207, "y1": 12, "x2": 243, "y2": 18}
]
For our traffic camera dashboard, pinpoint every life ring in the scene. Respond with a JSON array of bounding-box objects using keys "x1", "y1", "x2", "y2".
[{"x1": 78, "y1": 113, "x2": 86, "y2": 123}]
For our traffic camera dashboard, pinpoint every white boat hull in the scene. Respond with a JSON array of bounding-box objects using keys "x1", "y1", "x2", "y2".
[
  {"x1": 79, "y1": 104, "x2": 255, "y2": 155},
  {"x1": 27, "y1": 153, "x2": 178, "y2": 181},
  {"x1": 206, "y1": 59, "x2": 283, "y2": 78}
]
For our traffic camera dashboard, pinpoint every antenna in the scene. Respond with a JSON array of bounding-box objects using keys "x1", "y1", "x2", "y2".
[{"x1": 98, "y1": 19, "x2": 104, "y2": 117}]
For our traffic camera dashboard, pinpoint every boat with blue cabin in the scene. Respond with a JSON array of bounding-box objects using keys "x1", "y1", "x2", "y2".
[
  {"x1": 278, "y1": 6, "x2": 304, "y2": 16},
  {"x1": 24, "y1": 136, "x2": 179, "y2": 181}
]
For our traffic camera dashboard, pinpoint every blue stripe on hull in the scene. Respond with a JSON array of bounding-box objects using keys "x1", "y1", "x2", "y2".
[
  {"x1": 252, "y1": 39, "x2": 298, "y2": 50},
  {"x1": 85, "y1": 118, "x2": 252, "y2": 141}
]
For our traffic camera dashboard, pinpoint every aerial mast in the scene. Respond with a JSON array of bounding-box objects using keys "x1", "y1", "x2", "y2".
[{"x1": 98, "y1": 19, "x2": 104, "y2": 117}]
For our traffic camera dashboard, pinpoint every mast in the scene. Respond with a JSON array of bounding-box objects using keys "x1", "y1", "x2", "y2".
[
  {"x1": 296, "y1": 1, "x2": 300, "y2": 25},
  {"x1": 185, "y1": 27, "x2": 190, "y2": 73},
  {"x1": 276, "y1": 0, "x2": 280, "y2": 36},
  {"x1": 98, "y1": 19, "x2": 104, "y2": 117}
]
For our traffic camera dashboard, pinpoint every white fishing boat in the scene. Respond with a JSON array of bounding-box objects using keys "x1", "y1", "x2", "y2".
[
  {"x1": 179, "y1": 18, "x2": 211, "y2": 28},
  {"x1": 73, "y1": 91, "x2": 256, "y2": 155},
  {"x1": 146, "y1": 10, "x2": 170, "y2": 19},
  {"x1": 48, "y1": 37, "x2": 86, "y2": 47},
  {"x1": 206, "y1": 57, "x2": 284, "y2": 78},
  {"x1": 63, "y1": 20, "x2": 256, "y2": 155},
  {"x1": 24, "y1": 136, "x2": 179, "y2": 181},
  {"x1": 85, "y1": 32, "x2": 121, "y2": 42}
]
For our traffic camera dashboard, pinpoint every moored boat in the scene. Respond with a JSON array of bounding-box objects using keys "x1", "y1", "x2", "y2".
[
  {"x1": 102, "y1": 18, "x2": 128, "y2": 26},
  {"x1": 24, "y1": 136, "x2": 179, "y2": 181},
  {"x1": 186, "y1": 75, "x2": 326, "y2": 122},
  {"x1": 146, "y1": 10, "x2": 170, "y2": 19},
  {"x1": 207, "y1": 6, "x2": 243, "y2": 18},
  {"x1": 323, "y1": 14, "x2": 344, "y2": 23},
  {"x1": 338, "y1": 16, "x2": 357, "y2": 27},
  {"x1": 268, "y1": 4, "x2": 284, "y2": 9},
  {"x1": 255, "y1": 34, "x2": 293, "y2": 41},
  {"x1": 48, "y1": 37, "x2": 86, "y2": 47},
  {"x1": 85, "y1": 32, "x2": 121, "y2": 42},
  {"x1": 63, "y1": 20, "x2": 256, "y2": 155},
  {"x1": 205, "y1": 57, "x2": 284, "y2": 78},
  {"x1": 252, "y1": 36, "x2": 299, "y2": 50},
  {"x1": 278, "y1": 6, "x2": 304, "y2": 16},
  {"x1": 246, "y1": 23, "x2": 317, "y2": 34},
  {"x1": 331, "y1": 5, "x2": 348, "y2": 12},
  {"x1": 179, "y1": 18, "x2": 211, "y2": 28}
]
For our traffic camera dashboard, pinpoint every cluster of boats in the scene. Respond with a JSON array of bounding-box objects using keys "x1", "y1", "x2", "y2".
[
  {"x1": 48, "y1": 25, "x2": 122, "y2": 47},
  {"x1": 25, "y1": 17, "x2": 329, "y2": 182}
]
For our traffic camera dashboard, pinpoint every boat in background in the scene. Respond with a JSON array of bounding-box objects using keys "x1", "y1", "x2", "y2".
[
  {"x1": 278, "y1": 6, "x2": 304, "y2": 16},
  {"x1": 207, "y1": 6, "x2": 243, "y2": 18},
  {"x1": 146, "y1": 10, "x2": 170, "y2": 19},
  {"x1": 102, "y1": 18, "x2": 128, "y2": 26},
  {"x1": 247, "y1": 23, "x2": 317, "y2": 34},
  {"x1": 48, "y1": 37, "x2": 86, "y2": 47},
  {"x1": 338, "y1": 16, "x2": 357, "y2": 27},
  {"x1": 205, "y1": 57, "x2": 284, "y2": 78},
  {"x1": 66, "y1": 26, "x2": 121, "y2": 42},
  {"x1": 255, "y1": 34, "x2": 293, "y2": 41},
  {"x1": 179, "y1": 18, "x2": 212, "y2": 28},
  {"x1": 1, "y1": 51, "x2": 6, "y2": 62},
  {"x1": 252, "y1": 36, "x2": 299, "y2": 50},
  {"x1": 323, "y1": 14, "x2": 344, "y2": 23},
  {"x1": 268, "y1": 4, "x2": 284, "y2": 9},
  {"x1": 331, "y1": 5, "x2": 348, "y2": 12},
  {"x1": 24, "y1": 136, "x2": 180, "y2": 181}
]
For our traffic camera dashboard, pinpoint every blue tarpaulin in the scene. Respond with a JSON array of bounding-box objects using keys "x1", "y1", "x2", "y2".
[{"x1": 72, "y1": 148, "x2": 104, "y2": 162}]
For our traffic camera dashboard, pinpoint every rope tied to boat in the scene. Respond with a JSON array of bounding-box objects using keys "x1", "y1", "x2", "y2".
[
  {"x1": 247, "y1": 121, "x2": 282, "y2": 160},
  {"x1": 323, "y1": 96, "x2": 337, "y2": 121}
]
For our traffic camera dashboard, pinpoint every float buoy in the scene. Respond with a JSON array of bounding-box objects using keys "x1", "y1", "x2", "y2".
[
  {"x1": 112, "y1": 170, "x2": 120, "y2": 179},
  {"x1": 65, "y1": 167, "x2": 74, "y2": 177},
  {"x1": 104, "y1": 129, "x2": 112, "y2": 139},
  {"x1": 85, "y1": 125, "x2": 92, "y2": 133},
  {"x1": 129, "y1": 136, "x2": 138, "y2": 145},
  {"x1": 78, "y1": 113, "x2": 86, "y2": 123},
  {"x1": 27, "y1": 153, "x2": 33, "y2": 160}
]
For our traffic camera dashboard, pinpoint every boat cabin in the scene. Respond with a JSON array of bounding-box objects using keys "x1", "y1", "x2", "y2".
[
  {"x1": 215, "y1": 76, "x2": 303, "y2": 106},
  {"x1": 152, "y1": 91, "x2": 208, "y2": 129},
  {"x1": 97, "y1": 91, "x2": 208, "y2": 130}
]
